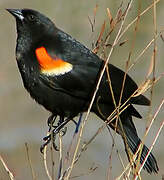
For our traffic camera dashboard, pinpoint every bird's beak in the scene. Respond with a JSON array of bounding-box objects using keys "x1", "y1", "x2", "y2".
[{"x1": 6, "y1": 9, "x2": 24, "y2": 21}]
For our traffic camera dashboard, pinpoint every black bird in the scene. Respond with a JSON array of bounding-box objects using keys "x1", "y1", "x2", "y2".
[{"x1": 7, "y1": 8, "x2": 158, "y2": 174}]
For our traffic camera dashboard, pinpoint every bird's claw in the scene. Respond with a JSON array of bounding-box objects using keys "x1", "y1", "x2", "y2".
[
  {"x1": 60, "y1": 127, "x2": 67, "y2": 136},
  {"x1": 40, "y1": 116, "x2": 69, "y2": 153}
]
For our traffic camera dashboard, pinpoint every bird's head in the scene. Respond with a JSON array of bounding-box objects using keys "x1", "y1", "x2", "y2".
[{"x1": 7, "y1": 9, "x2": 56, "y2": 39}]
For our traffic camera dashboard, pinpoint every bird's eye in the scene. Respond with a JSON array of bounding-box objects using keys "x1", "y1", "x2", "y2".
[{"x1": 28, "y1": 14, "x2": 35, "y2": 21}]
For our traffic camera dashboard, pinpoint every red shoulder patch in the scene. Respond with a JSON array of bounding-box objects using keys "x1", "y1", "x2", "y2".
[{"x1": 35, "y1": 47, "x2": 73, "y2": 75}]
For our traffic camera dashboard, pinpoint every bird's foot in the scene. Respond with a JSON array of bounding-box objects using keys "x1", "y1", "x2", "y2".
[
  {"x1": 40, "y1": 116, "x2": 71, "y2": 153},
  {"x1": 47, "y1": 114, "x2": 57, "y2": 131},
  {"x1": 40, "y1": 131, "x2": 59, "y2": 152}
]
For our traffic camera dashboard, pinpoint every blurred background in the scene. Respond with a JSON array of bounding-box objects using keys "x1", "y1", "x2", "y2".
[{"x1": 0, "y1": 0, "x2": 164, "y2": 179}]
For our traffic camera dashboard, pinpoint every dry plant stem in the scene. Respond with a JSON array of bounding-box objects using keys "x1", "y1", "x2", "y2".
[
  {"x1": 149, "y1": 0, "x2": 157, "y2": 104},
  {"x1": 89, "y1": 104, "x2": 130, "y2": 149},
  {"x1": 65, "y1": 113, "x2": 83, "y2": 164},
  {"x1": 50, "y1": 123, "x2": 55, "y2": 179},
  {"x1": 137, "y1": 1, "x2": 158, "y2": 174},
  {"x1": 107, "y1": 1, "x2": 137, "y2": 177},
  {"x1": 66, "y1": 0, "x2": 162, "y2": 178},
  {"x1": 116, "y1": 151, "x2": 140, "y2": 180},
  {"x1": 76, "y1": 0, "x2": 163, "y2": 162},
  {"x1": 127, "y1": 169, "x2": 132, "y2": 180},
  {"x1": 116, "y1": 159, "x2": 135, "y2": 180},
  {"x1": 148, "y1": 0, "x2": 157, "y2": 109},
  {"x1": 25, "y1": 143, "x2": 36, "y2": 180},
  {"x1": 107, "y1": 141, "x2": 114, "y2": 179},
  {"x1": 109, "y1": 71, "x2": 163, "y2": 125},
  {"x1": 70, "y1": 165, "x2": 98, "y2": 179},
  {"x1": 62, "y1": 82, "x2": 161, "y2": 179},
  {"x1": 106, "y1": 65, "x2": 117, "y2": 180},
  {"x1": 128, "y1": 32, "x2": 162, "y2": 73},
  {"x1": 66, "y1": 0, "x2": 133, "y2": 180},
  {"x1": 88, "y1": 16, "x2": 94, "y2": 33},
  {"x1": 105, "y1": 3, "x2": 124, "y2": 45},
  {"x1": 95, "y1": 0, "x2": 162, "y2": 133},
  {"x1": 117, "y1": 0, "x2": 141, "y2": 111},
  {"x1": 104, "y1": 73, "x2": 162, "y2": 131},
  {"x1": 73, "y1": 103, "x2": 130, "y2": 167},
  {"x1": 114, "y1": 88, "x2": 163, "y2": 178},
  {"x1": 117, "y1": 150, "x2": 130, "y2": 180},
  {"x1": 120, "y1": 1, "x2": 142, "y2": 174},
  {"x1": 65, "y1": 2, "x2": 133, "y2": 179},
  {"x1": 140, "y1": 99, "x2": 164, "y2": 154},
  {"x1": 107, "y1": 126, "x2": 128, "y2": 180},
  {"x1": 116, "y1": 99, "x2": 164, "y2": 180},
  {"x1": 65, "y1": 134, "x2": 75, "y2": 163},
  {"x1": 58, "y1": 132, "x2": 63, "y2": 179},
  {"x1": 119, "y1": 94, "x2": 164, "y2": 178},
  {"x1": 117, "y1": 0, "x2": 161, "y2": 44},
  {"x1": 0, "y1": 154, "x2": 14, "y2": 180},
  {"x1": 135, "y1": 119, "x2": 164, "y2": 180},
  {"x1": 63, "y1": 105, "x2": 130, "y2": 179},
  {"x1": 50, "y1": 145, "x2": 55, "y2": 179},
  {"x1": 107, "y1": 2, "x2": 142, "y2": 175},
  {"x1": 61, "y1": 127, "x2": 104, "y2": 179},
  {"x1": 65, "y1": 1, "x2": 162, "y2": 179},
  {"x1": 88, "y1": 4, "x2": 98, "y2": 49},
  {"x1": 134, "y1": 103, "x2": 164, "y2": 180},
  {"x1": 136, "y1": 0, "x2": 158, "y2": 173},
  {"x1": 43, "y1": 132, "x2": 53, "y2": 180}
]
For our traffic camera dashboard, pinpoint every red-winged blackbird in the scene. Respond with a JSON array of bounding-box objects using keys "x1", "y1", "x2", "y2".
[{"x1": 7, "y1": 8, "x2": 158, "y2": 174}]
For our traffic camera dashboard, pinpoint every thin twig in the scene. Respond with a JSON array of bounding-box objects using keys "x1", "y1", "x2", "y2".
[
  {"x1": 136, "y1": 1, "x2": 158, "y2": 175},
  {"x1": 57, "y1": 1, "x2": 163, "y2": 179},
  {"x1": 70, "y1": 164, "x2": 98, "y2": 179},
  {"x1": 43, "y1": 132, "x2": 52, "y2": 180},
  {"x1": 0, "y1": 154, "x2": 15, "y2": 180},
  {"x1": 116, "y1": 99, "x2": 164, "y2": 179},
  {"x1": 58, "y1": 132, "x2": 63, "y2": 180},
  {"x1": 117, "y1": 1, "x2": 142, "y2": 175},
  {"x1": 25, "y1": 143, "x2": 36, "y2": 180},
  {"x1": 50, "y1": 121, "x2": 55, "y2": 180},
  {"x1": 117, "y1": 0, "x2": 161, "y2": 44},
  {"x1": 65, "y1": 114, "x2": 83, "y2": 163},
  {"x1": 117, "y1": 150, "x2": 130, "y2": 180},
  {"x1": 128, "y1": 31, "x2": 163, "y2": 72},
  {"x1": 134, "y1": 101, "x2": 164, "y2": 180},
  {"x1": 65, "y1": 2, "x2": 133, "y2": 179}
]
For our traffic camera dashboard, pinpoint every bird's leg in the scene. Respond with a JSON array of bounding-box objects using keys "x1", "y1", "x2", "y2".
[
  {"x1": 53, "y1": 117, "x2": 70, "y2": 134},
  {"x1": 71, "y1": 119, "x2": 77, "y2": 126},
  {"x1": 40, "y1": 114, "x2": 57, "y2": 153},
  {"x1": 74, "y1": 113, "x2": 83, "y2": 133},
  {"x1": 40, "y1": 116, "x2": 72, "y2": 153},
  {"x1": 49, "y1": 116, "x2": 68, "y2": 150},
  {"x1": 47, "y1": 114, "x2": 57, "y2": 132}
]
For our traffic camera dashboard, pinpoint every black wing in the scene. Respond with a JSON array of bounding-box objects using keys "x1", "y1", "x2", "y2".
[{"x1": 40, "y1": 29, "x2": 150, "y2": 106}]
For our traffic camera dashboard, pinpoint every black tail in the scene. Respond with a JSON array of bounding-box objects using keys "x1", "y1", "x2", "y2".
[
  {"x1": 123, "y1": 124, "x2": 159, "y2": 174},
  {"x1": 93, "y1": 102, "x2": 159, "y2": 174}
]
